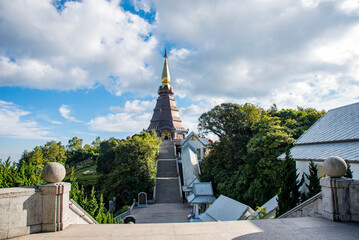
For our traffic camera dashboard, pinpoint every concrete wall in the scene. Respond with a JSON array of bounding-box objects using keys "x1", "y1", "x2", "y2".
[
  {"x1": 0, "y1": 183, "x2": 96, "y2": 240},
  {"x1": 0, "y1": 187, "x2": 42, "y2": 239}
]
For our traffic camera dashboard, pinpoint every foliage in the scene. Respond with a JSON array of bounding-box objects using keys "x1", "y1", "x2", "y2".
[
  {"x1": 302, "y1": 160, "x2": 321, "y2": 201},
  {"x1": 0, "y1": 158, "x2": 43, "y2": 188},
  {"x1": 276, "y1": 149, "x2": 302, "y2": 217},
  {"x1": 96, "y1": 131, "x2": 161, "y2": 208},
  {"x1": 19, "y1": 140, "x2": 67, "y2": 168},
  {"x1": 199, "y1": 103, "x2": 323, "y2": 209},
  {"x1": 68, "y1": 167, "x2": 120, "y2": 224},
  {"x1": 344, "y1": 160, "x2": 353, "y2": 178},
  {"x1": 249, "y1": 206, "x2": 268, "y2": 220},
  {"x1": 272, "y1": 107, "x2": 325, "y2": 139},
  {"x1": 66, "y1": 137, "x2": 99, "y2": 168}
]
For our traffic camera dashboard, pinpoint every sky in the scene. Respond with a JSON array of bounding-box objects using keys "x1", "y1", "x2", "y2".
[{"x1": 1, "y1": 0, "x2": 359, "y2": 162}]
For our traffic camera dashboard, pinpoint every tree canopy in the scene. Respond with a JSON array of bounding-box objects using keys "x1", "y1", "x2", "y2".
[{"x1": 199, "y1": 103, "x2": 324, "y2": 208}]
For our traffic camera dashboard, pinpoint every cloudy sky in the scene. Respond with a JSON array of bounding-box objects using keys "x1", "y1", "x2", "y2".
[{"x1": 1, "y1": 0, "x2": 359, "y2": 161}]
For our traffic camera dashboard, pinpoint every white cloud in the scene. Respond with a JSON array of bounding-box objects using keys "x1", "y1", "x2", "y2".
[
  {"x1": 88, "y1": 100, "x2": 155, "y2": 132},
  {"x1": 1, "y1": 0, "x2": 359, "y2": 113},
  {"x1": 109, "y1": 100, "x2": 156, "y2": 114},
  {"x1": 0, "y1": 100, "x2": 51, "y2": 139},
  {"x1": 151, "y1": 0, "x2": 359, "y2": 110},
  {"x1": 132, "y1": 0, "x2": 152, "y2": 12},
  {"x1": 0, "y1": 0, "x2": 157, "y2": 93},
  {"x1": 59, "y1": 104, "x2": 80, "y2": 122},
  {"x1": 88, "y1": 112, "x2": 152, "y2": 133}
]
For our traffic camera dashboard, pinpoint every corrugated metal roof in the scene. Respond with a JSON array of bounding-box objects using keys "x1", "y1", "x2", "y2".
[
  {"x1": 295, "y1": 102, "x2": 359, "y2": 145},
  {"x1": 278, "y1": 142, "x2": 359, "y2": 161},
  {"x1": 201, "y1": 195, "x2": 252, "y2": 221},
  {"x1": 193, "y1": 182, "x2": 214, "y2": 196}
]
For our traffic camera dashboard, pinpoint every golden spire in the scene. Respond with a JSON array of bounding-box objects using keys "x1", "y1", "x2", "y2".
[{"x1": 161, "y1": 48, "x2": 171, "y2": 86}]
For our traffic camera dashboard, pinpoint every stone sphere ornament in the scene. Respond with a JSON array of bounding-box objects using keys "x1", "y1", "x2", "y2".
[
  {"x1": 323, "y1": 156, "x2": 347, "y2": 178},
  {"x1": 42, "y1": 162, "x2": 66, "y2": 183}
]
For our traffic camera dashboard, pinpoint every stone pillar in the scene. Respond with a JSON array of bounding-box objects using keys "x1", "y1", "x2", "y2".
[
  {"x1": 37, "y1": 162, "x2": 70, "y2": 232},
  {"x1": 320, "y1": 156, "x2": 352, "y2": 222},
  {"x1": 320, "y1": 178, "x2": 352, "y2": 222}
]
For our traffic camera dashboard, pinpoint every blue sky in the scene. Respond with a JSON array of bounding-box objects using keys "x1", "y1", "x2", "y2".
[{"x1": 1, "y1": 0, "x2": 359, "y2": 161}]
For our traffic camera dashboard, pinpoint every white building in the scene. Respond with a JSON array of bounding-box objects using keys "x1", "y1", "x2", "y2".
[
  {"x1": 180, "y1": 132, "x2": 211, "y2": 197},
  {"x1": 181, "y1": 131, "x2": 210, "y2": 161},
  {"x1": 278, "y1": 102, "x2": 359, "y2": 191}
]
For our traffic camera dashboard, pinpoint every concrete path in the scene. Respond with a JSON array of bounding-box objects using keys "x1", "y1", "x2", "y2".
[
  {"x1": 12, "y1": 217, "x2": 359, "y2": 240},
  {"x1": 131, "y1": 203, "x2": 191, "y2": 223}
]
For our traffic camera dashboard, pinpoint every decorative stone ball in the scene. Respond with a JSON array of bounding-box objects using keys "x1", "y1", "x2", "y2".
[
  {"x1": 42, "y1": 162, "x2": 66, "y2": 183},
  {"x1": 323, "y1": 156, "x2": 347, "y2": 178}
]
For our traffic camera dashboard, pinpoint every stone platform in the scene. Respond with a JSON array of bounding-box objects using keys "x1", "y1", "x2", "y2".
[
  {"x1": 12, "y1": 217, "x2": 359, "y2": 240},
  {"x1": 131, "y1": 203, "x2": 191, "y2": 223}
]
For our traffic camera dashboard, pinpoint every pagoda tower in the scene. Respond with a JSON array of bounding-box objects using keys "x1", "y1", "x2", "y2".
[{"x1": 147, "y1": 49, "x2": 188, "y2": 140}]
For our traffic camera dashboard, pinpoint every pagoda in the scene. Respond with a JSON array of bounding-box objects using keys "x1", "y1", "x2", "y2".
[{"x1": 147, "y1": 49, "x2": 188, "y2": 140}]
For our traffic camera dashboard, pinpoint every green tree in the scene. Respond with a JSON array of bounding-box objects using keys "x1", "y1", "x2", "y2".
[
  {"x1": 303, "y1": 160, "x2": 321, "y2": 201},
  {"x1": 87, "y1": 187, "x2": 99, "y2": 217},
  {"x1": 272, "y1": 107, "x2": 325, "y2": 139},
  {"x1": 96, "y1": 138, "x2": 120, "y2": 174},
  {"x1": 344, "y1": 160, "x2": 353, "y2": 178},
  {"x1": 1, "y1": 158, "x2": 43, "y2": 188},
  {"x1": 276, "y1": 149, "x2": 302, "y2": 217},
  {"x1": 19, "y1": 141, "x2": 67, "y2": 168},
  {"x1": 97, "y1": 132, "x2": 161, "y2": 207},
  {"x1": 67, "y1": 137, "x2": 83, "y2": 152}
]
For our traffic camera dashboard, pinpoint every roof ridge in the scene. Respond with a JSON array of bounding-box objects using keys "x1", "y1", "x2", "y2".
[{"x1": 327, "y1": 101, "x2": 359, "y2": 112}]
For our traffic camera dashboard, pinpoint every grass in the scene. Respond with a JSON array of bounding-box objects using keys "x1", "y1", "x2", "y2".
[{"x1": 65, "y1": 161, "x2": 100, "y2": 188}]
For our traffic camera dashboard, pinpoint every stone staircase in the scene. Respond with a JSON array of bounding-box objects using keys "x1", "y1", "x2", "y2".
[{"x1": 155, "y1": 140, "x2": 181, "y2": 203}]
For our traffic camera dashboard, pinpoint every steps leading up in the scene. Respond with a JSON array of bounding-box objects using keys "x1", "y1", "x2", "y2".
[{"x1": 155, "y1": 140, "x2": 181, "y2": 203}]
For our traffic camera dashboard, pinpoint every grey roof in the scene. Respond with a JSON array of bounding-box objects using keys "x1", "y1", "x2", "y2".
[
  {"x1": 200, "y1": 195, "x2": 253, "y2": 222},
  {"x1": 190, "y1": 195, "x2": 216, "y2": 204},
  {"x1": 295, "y1": 102, "x2": 359, "y2": 145},
  {"x1": 181, "y1": 146, "x2": 200, "y2": 189},
  {"x1": 187, "y1": 182, "x2": 216, "y2": 204},
  {"x1": 183, "y1": 178, "x2": 200, "y2": 192},
  {"x1": 193, "y1": 182, "x2": 214, "y2": 196},
  {"x1": 198, "y1": 213, "x2": 216, "y2": 222},
  {"x1": 278, "y1": 102, "x2": 359, "y2": 162},
  {"x1": 186, "y1": 193, "x2": 216, "y2": 204},
  {"x1": 187, "y1": 193, "x2": 195, "y2": 203},
  {"x1": 249, "y1": 195, "x2": 278, "y2": 219},
  {"x1": 181, "y1": 131, "x2": 209, "y2": 147},
  {"x1": 278, "y1": 142, "x2": 359, "y2": 162},
  {"x1": 189, "y1": 178, "x2": 200, "y2": 188}
]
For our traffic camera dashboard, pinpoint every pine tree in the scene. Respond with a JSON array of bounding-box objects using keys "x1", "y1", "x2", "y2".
[
  {"x1": 344, "y1": 160, "x2": 353, "y2": 178},
  {"x1": 276, "y1": 148, "x2": 302, "y2": 217},
  {"x1": 96, "y1": 194, "x2": 105, "y2": 223},
  {"x1": 87, "y1": 187, "x2": 99, "y2": 217},
  {"x1": 69, "y1": 167, "x2": 80, "y2": 202},
  {"x1": 303, "y1": 160, "x2": 321, "y2": 200}
]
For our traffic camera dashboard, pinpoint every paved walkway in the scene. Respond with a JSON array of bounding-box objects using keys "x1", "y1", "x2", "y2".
[
  {"x1": 131, "y1": 203, "x2": 191, "y2": 223},
  {"x1": 12, "y1": 217, "x2": 359, "y2": 240}
]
